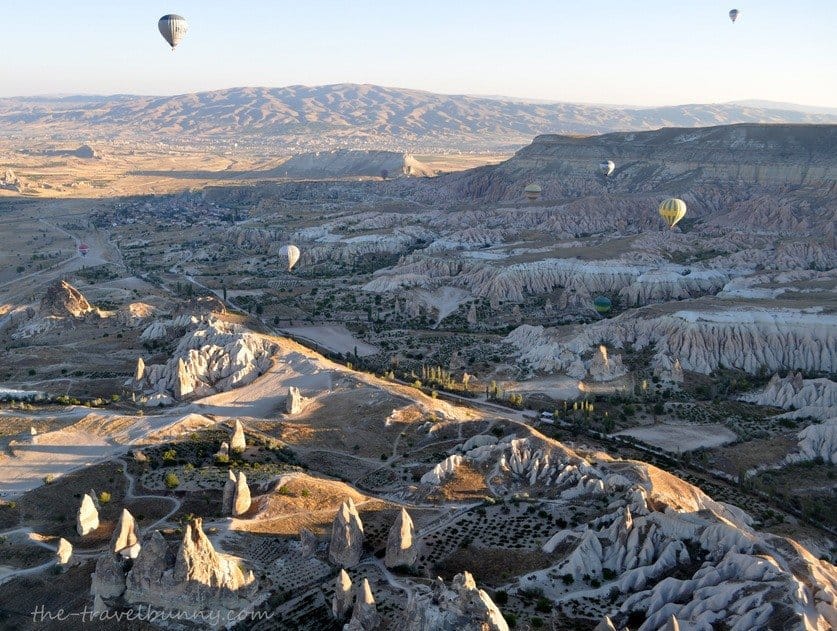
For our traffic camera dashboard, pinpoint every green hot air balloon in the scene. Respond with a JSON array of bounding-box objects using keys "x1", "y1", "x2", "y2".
[{"x1": 593, "y1": 296, "x2": 612, "y2": 314}]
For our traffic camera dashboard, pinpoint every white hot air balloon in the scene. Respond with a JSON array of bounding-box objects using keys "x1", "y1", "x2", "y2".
[
  {"x1": 280, "y1": 245, "x2": 301, "y2": 271},
  {"x1": 599, "y1": 160, "x2": 615, "y2": 176},
  {"x1": 158, "y1": 14, "x2": 188, "y2": 50}
]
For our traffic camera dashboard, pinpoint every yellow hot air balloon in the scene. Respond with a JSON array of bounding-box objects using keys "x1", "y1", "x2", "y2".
[
  {"x1": 524, "y1": 183, "x2": 542, "y2": 201},
  {"x1": 658, "y1": 198, "x2": 687, "y2": 229}
]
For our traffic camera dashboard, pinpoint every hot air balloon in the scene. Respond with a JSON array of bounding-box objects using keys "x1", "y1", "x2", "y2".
[
  {"x1": 658, "y1": 198, "x2": 687, "y2": 229},
  {"x1": 158, "y1": 14, "x2": 188, "y2": 50},
  {"x1": 593, "y1": 296, "x2": 612, "y2": 314},
  {"x1": 599, "y1": 160, "x2": 615, "y2": 177},
  {"x1": 279, "y1": 245, "x2": 300, "y2": 271},
  {"x1": 78, "y1": 243, "x2": 89, "y2": 257},
  {"x1": 728, "y1": 9, "x2": 739, "y2": 23},
  {"x1": 524, "y1": 183, "x2": 542, "y2": 201}
]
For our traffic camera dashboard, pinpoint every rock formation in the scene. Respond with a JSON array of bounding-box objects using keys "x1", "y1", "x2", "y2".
[
  {"x1": 741, "y1": 373, "x2": 836, "y2": 421},
  {"x1": 56, "y1": 538, "x2": 73, "y2": 566},
  {"x1": 789, "y1": 418, "x2": 837, "y2": 465},
  {"x1": 300, "y1": 527, "x2": 318, "y2": 558},
  {"x1": 90, "y1": 551, "x2": 127, "y2": 599},
  {"x1": 134, "y1": 357, "x2": 145, "y2": 383},
  {"x1": 505, "y1": 307, "x2": 836, "y2": 376},
  {"x1": 230, "y1": 419, "x2": 246, "y2": 452},
  {"x1": 76, "y1": 493, "x2": 100, "y2": 536},
  {"x1": 92, "y1": 593, "x2": 107, "y2": 615},
  {"x1": 331, "y1": 568, "x2": 354, "y2": 620},
  {"x1": 385, "y1": 508, "x2": 417, "y2": 568},
  {"x1": 347, "y1": 578, "x2": 380, "y2": 630},
  {"x1": 222, "y1": 470, "x2": 237, "y2": 515},
  {"x1": 123, "y1": 518, "x2": 255, "y2": 616},
  {"x1": 136, "y1": 319, "x2": 276, "y2": 404},
  {"x1": 593, "y1": 617, "x2": 617, "y2": 631},
  {"x1": 88, "y1": 488, "x2": 101, "y2": 510},
  {"x1": 403, "y1": 571, "x2": 508, "y2": 631},
  {"x1": 111, "y1": 508, "x2": 141, "y2": 559},
  {"x1": 420, "y1": 454, "x2": 463, "y2": 485},
  {"x1": 29, "y1": 426, "x2": 38, "y2": 445},
  {"x1": 328, "y1": 498, "x2": 364, "y2": 567},
  {"x1": 467, "y1": 303, "x2": 477, "y2": 325},
  {"x1": 40, "y1": 280, "x2": 93, "y2": 317},
  {"x1": 215, "y1": 441, "x2": 229, "y2": 460},
  {"x1": 285, "y1": 386, "x2": 304, "y2": 414},
  {"x1": 174, "y1": 358, "x2": 193, "y2": 399},
  {"x1": 232, "y1": 471, "x2": 251, "y2": 516}
]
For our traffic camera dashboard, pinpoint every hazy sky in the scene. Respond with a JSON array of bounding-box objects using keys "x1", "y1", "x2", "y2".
[{"x1": 2, "y1": 0, "x2": 835, "y2": 106}]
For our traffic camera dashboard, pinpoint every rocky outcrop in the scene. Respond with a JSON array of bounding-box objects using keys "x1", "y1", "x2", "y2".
[
  {"x1": 420, "y1": 454, "x2": 463, "y2": 485},
  {"x1": 741, "y1": 373, "x2": 836, "y2": 421},
  {"x1": 347, "y1": 578, "x2": 380, "y2": 630},
  {"x1": 134, "y1": 357, "x2": 146, "y2": 383},
  {"x1": 56, "y1": 538, "x2": 73, "y2": 566},
  {"x1": 90, "y1": 552, "x2": 127, "y2": 599},
  {"x1": 111, "y1": 508, "x2": 141, "y2": 559},
  {"x1": 222, "y1": 470, "x2": 237, "y2": 515},
  {"x1": 230, "y1": 419, "x2": 246, "y2": 452},
  {"x1": 124, "y1": 518, "x2": 255, "y2": 616},
  {"x1": 300, "y1": 527, "x2": 318, "y2": 558},
  {"x1": 76, "y1": 493, "x2": 100, "y2": 536},
  {"x1": 385, "y1": 508, "x2": 417, "y2": 568},
  {"x1": 40, "y1": 280, "x2": 93, "y2": 317},
  {"x1": 215, "y1": 441, "x2": 229, "y2": 460},
  {"x1": 505, "y1": 308, "x2": 837, "y2": 376},
  {"x1": 124, "y1": 530, "x2": 169, "y2": 599},
  {"x1": 593, "y1": 617, "x2": 617, "y2": 631},
  {"x1": 403, "y1": 571, "x2": 508, "y2": 631},
  {"x1": 137, "y1": 319, "x2": 276, "y2": 404},
  {"x1": 586, "y1": 344, "x2": 628, "y2": 382},
  {"x1": 331, "y1": 569, "x2": 354, "y2": 620},
  {"x1": 790, "y1": 419, "x2": 837, "y2": 465},
  {"x1": 232, "y1": 471, "x2": 251, "y2": 516},
  {"x1": 285, "y1": 386, "x2": 304, "y2": 414},
  {"x1": 328, "y1": 498, "x2": 364, "y2": 567}
]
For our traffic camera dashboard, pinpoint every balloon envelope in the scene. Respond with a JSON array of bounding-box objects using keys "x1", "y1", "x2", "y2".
[
  {"x1": 524, "y1": 183, "x2": 542, "y2": 201},
  {"x1": 158, "y1": 14, "x2": 188, "y2": 49},
  {"x1": 593, "y1": 296, "x2": 612, "y2": 314},
  {"x1": 729, "y1": 9, "x2": 739, "y2": 22},
  {"x1": 280, "y1": 245, "x2": 300, "y2": 270},
  {"x1": 658, "y1": 198, "x2": 687, "y2": 229}
]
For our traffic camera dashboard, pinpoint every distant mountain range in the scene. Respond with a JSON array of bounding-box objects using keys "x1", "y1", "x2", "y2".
[{"x1": 1, "y1": 84, "x2": 835, "y2": 152}]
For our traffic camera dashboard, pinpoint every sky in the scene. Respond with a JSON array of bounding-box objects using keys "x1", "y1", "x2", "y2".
[{"x1": 1, "y1": 0, "x2": 835, "y2": 107}]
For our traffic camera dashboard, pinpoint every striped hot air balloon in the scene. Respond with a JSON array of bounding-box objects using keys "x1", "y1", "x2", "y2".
[
  {"x1": 158, "y1": 14, "x2": 188, "y2": 50},
  {"x1": 729, "y1": 9, "x2": 739, "y2": 23},
  {"x1": 658, "y1": 198, "x2": 687, "y2": 229},
  {"x1": 524, "y1": 183, "x2": 542, "y2": 201}
]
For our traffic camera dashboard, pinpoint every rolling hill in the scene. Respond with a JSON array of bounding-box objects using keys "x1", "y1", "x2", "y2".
[{"x1": 2, "y1": 84, "x2": 836, "y2": 152}]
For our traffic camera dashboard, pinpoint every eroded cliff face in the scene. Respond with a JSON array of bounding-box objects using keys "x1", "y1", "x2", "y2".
[
  {"x1": 505, "y1": 307, "x2": 836, "y2": 376},
  {"x1": 440, "y1": 124, "x2": 837, "y2": 203}
]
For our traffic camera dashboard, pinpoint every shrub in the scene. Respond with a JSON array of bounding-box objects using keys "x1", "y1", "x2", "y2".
[
  {"x1": 98, "y1": 491, "x2": 112, "y2": 504},
  {"x1": 162, "y1": 449, "x2": 177, "y2": 463},
  {"x1": 164, "y1": 472, "x2": 180, "y2": 489},
  {"x1": 494, "y1": 590, "x2": 508, "y2": 605}
]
